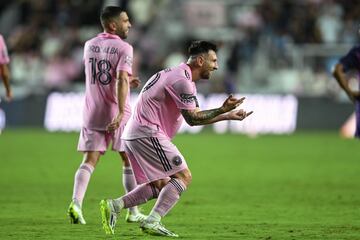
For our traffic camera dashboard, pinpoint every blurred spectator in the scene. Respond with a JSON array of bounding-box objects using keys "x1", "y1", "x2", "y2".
[
  {"x1": 1, "y1": 0, "x2": 360, "y2": 98},
  {"x1": 43, "y1": 49, "x2": 79, "y2": 92},
  {"x1": 316, "y1": 0, "x2": 343, "y2": 44}
]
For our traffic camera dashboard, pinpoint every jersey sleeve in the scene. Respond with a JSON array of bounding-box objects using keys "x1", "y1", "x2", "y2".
[
  {"x1": 339, "y1": 46, "x2": 360, "y2": 72},
  {"x1": 117, "y1": 43, "x2": 133, "y2": 76},
  {"x1": 165, "y1": 79, "x2": 198, "y2": 110},
  {"x1": 0, "y1": 35, "x2": 10, "y2": 65}
]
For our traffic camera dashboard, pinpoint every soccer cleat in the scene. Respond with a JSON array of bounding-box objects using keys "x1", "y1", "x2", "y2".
[
  {"x1": 140, "y1": 220, "x2": 179, "y2": 237},
  {"x1": 100, "y1": 199, "x2": 118, "y2": 235},
  {"x1": 67, "y1": 201, "x2": 86, "y2": 224},
  {"x1": 125, "y1": 211, "x2": 147, "y2": 223}
]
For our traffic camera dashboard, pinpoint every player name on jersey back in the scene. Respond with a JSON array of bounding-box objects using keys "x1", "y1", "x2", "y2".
[{"x1": 88, "y1": 45, "x2": 119, "y2": 55}]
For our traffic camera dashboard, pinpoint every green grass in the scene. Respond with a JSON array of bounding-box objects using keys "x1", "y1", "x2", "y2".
[{"x1": 0, "y1": 129, "x2": 360, "y2": 239}]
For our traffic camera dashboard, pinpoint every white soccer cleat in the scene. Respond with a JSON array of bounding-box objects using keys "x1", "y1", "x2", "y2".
[
  {"x1": 125, "y1": 211, "x2": 147, "y2": 223},
  {"x1": 140, "y1": 220, "x2": 179, "y2": 237},
  {"x1": 100, "y1": 199, "x2": 118, "y2": 234},
  {"x1": 67, "y1": 201, "x2": 86, "y2": 224}
]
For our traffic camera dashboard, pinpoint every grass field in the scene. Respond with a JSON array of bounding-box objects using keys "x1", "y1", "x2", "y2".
[{"x1": 0, "y1": 129, "x2": 360, "y2": 240}]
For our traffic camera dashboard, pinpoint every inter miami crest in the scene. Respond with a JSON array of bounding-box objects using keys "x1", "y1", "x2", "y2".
[{"x1": 172, "y1": 156, "x2": 182, "y2": 166}]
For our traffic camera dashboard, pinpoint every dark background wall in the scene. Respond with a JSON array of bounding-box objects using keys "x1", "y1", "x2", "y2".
[
  {"x1": 296, "y1": 97, "x2": 354, "y2": 130},
  {"x1": 0, "y1": 95, "x2": 354, "y2": 130}
]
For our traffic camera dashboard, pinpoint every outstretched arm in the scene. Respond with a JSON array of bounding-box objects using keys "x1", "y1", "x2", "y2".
[
  {"x1": 181, "y1": 95, "x2": 253, "y2": 126},
  {"x1": 0, "y1": 64, "x2": 11, "y2": 101},
  {"x1": 332, "y1": 63, "x2": 359, "y2": 102}
]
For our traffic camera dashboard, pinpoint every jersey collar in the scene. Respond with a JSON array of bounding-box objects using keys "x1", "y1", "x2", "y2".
[{"x1": 97, "y1": 32, "x2": 121, "y2": 40}]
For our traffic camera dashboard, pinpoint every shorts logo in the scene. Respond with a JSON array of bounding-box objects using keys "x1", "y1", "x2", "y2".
[{"x1": 172, "y1": 156, "x2": 182, "y2": 166}]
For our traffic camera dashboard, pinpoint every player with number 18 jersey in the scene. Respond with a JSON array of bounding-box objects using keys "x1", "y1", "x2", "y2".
[
  {"x1": 69, "y1": 7, "x2": 146, "y2": 226},
  {"x1": 82, "y1": 32, "x2": 133, "y2": 131}
]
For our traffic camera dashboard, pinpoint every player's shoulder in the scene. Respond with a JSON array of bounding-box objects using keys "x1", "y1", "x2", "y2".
[
  {"x1": 111, "y1": 37, "x2": 132, "y2": 49},
  {"x1": 167, "y1": 63, "x2": 191, "y2": 81},
  {"x1": 84, "y1": 35, "x2": 99, "y2": 46},
  {"x1": 347, "y1": 45, "x2": 360, "y2": 54}
]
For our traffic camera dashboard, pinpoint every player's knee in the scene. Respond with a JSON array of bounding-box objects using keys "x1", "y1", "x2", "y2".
[
  {"x1": 119, "y1": 151, "x2": 131, "y2": 166},
  {"x1": 183, "y1": 171, "x2": 192, "y2": 187},
  {"x1": 178, "y1": 170, "x2": 192, "y2": 187},
  {"x1": 83, "y1": 157, "x2": 97, "y2": 167},
  {"x1": 83, "y1": 151, "x2": 101, "y2": 167},
  {"x1": 152, "y1": 178, "x2": 170, "y2": 190}
]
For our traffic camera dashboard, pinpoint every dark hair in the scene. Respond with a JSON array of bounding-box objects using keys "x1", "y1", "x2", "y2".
[
  {"x1": 188, "y1": 41, "x2": 217, "y2": 56},
  {"x1": 100, "y1": 6, "x2": 125, "y2": 27}
]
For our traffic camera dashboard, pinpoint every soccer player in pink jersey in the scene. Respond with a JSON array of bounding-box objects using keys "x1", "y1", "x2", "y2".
[
  {"x1": 0, "y1": 34, "x2": 11, "y2": 101},
  {"x1": 100, "y1": 41, "x2": 253, "y2": 236},
  {"x1": 67, "y1": 6, "x2": 145, "y2": 225}
]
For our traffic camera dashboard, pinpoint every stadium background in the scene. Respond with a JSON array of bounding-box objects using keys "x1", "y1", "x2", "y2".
[
  {"x1": 0, "y1": 0, "x2": 358, "y2": 130},
  {"x1": 1, "y1": 1, "x2": 360, "y2": 240}
]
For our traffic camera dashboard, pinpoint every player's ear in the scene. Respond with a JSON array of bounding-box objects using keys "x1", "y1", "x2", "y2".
[
  {"x1": 196, "y1": 55, "x2": 204, "y2": 67},
  {"x1": 108, "y1": 21, "x2": 116, "y2": 31}
]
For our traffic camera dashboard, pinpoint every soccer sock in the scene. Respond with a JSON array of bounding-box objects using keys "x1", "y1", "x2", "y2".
[
  {"x1": 122, "y1": 166, "x2": 139, "y2": 215},
  {"x1": 148, "y1": 178, "x2": 186, "y2": 221},
  {"x1": 72, "y1": 163, "x2": 94, "y2": 207},
  {"x1": 113, "y1": 183, "x2": 159, "y2": 213}
]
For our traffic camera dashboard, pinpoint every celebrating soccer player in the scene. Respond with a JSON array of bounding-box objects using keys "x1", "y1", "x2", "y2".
[
  {"x1": 67, "y1": 6, "x2": 145, "y2": 224},
  {"x1": 99, "y1": 41, "x2": 253, "y2": 237},
  {"x1": 0, "y1": 34, "x2": 11, "y2": 102},
  {"x1": 332, "y1": 42, "x2": 360, "y2": 138}
]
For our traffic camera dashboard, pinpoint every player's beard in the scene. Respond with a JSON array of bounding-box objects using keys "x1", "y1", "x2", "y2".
[
  {"x1": 118, "y1": 30, "x2": 128, "y2": 39},
  {"x1": 200, "y1": 70, "x2": 211, "y2": 79},
  {"x1": 116, "y1": 25, "x2": 128, "y2": 39}
]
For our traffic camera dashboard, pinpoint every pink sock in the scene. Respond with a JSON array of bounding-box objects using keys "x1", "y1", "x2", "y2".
[
  {"x1": 152, "y1": 178, "x2": 186, "y2": 217},
  {"x1": 122, "y1": 166, "x2": 138, "y2": 214},
  {"x1": 114, "y1": 183, "x2": 159, "y2": 212},
  {"x1": 72, "y1": 163, "x2": 94, "y2": 207}
]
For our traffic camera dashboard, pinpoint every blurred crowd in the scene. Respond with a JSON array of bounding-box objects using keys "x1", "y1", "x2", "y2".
[{"x1": 0, "y1": 0, "x2": 360, "y2": 99}]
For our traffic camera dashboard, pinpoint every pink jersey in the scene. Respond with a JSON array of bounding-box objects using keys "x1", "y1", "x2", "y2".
[
  {"x1": 82, "y1": 32, "x2": 133, "y2": 130},
  {"x1": 123, "y1": 63, "x2": 197, "y2": 140},
  {"x1": 0, "y1": 34, "x2": 9, "y2": 65}
]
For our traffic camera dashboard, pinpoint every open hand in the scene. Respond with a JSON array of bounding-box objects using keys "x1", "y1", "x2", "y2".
[
  {"x1": 221, "y1": 94, "x2": 245, "y2": 113},
  {"x1": 130, "y1": 76, "x2": 141, "y2": 89},
  {"x1": 227, "y1": 109, "x2": 253, "y2": 121},
  {"x1": 106, "y1": 114, "x2": 123, "y2": 132}
]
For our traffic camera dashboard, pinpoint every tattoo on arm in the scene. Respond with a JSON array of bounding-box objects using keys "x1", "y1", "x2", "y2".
[{"x1": 181, "y1": 108, "x2": 224, "y2": 126}]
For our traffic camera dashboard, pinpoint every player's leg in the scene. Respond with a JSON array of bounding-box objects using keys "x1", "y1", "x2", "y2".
[
  {"x1": 100, "y1": 180, "x2": 161, "y2": 234},
  {"x1": 112, "y1": 126, "x2": 147, "y2": 222},
  {"x1": 128, "y1": 137, "x2": 190, "y2": 237},
  {"x1": 72, "y1": 151, "x2": 101, "y2": 206},
  {"x1": 140, "y1": 169, "x2": 191, "y2": 237},
  {"x1": 355, "y1": 103, "x2": 360, "y2": 138},
  {"x1": 69, "y1": 127, "x2": 108, "y2": 224},
  {"x1": 119, "y1": 151, "x2": 147, "y2": 223},
  {"x1": 100, "y1": 137, "x2": 188, "y2": 235},
  {"x1": 68, "y1": 151, "x2": 101, "y2": 224},
  {"x1": 340, "y1": 112, "x2": 356, "y2": 138},
  {"x1": 100, "y1": 144, "x2": 162, "y2": 234}
]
